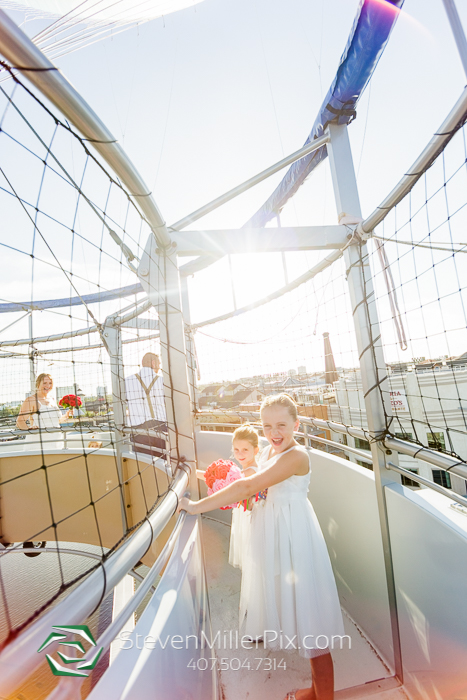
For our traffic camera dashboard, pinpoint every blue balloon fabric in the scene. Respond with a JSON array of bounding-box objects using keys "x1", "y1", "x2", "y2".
[{"x1": 245, "y1": 0, "x2": 404, "y2": 229}]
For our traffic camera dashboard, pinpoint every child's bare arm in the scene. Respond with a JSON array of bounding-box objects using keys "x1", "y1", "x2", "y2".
[
  {"x1": 240, "y1": 450, "x2": 308, "y2": 497},
  {"x1": 178, "y1": 449, "x2": 309, "y2": 515}
]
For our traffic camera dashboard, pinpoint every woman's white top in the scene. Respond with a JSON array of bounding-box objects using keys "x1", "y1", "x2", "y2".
[{"x1": 35, "y1": 398, "x2": 62, "y2": 430}]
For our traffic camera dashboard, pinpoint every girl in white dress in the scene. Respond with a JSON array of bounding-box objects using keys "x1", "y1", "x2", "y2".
[
  {"x1": 228, "y1": 424, "x2": 259, "y2": 569},
  {"x1": 16, "y1": 373, "x2": 73, "y2": 431},
  {"x1": 180, "y1": 394, "x2": 344, "y2": 700},
  {"x1": 196, "y1": 425, "x2": 260, "y2": 569}
]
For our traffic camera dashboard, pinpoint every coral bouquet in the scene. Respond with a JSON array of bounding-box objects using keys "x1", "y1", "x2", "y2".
[{"x1": 203, "y1": 459, "x2": 243, "y2": 510}]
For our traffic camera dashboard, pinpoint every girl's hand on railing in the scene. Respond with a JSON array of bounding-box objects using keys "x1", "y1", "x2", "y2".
[{"x1": 177, "y1": 497, "x2": 196, "y2": 515}]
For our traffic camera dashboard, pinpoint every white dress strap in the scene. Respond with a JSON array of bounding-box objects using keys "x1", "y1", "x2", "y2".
[
  {"x1": 36, "y1": 399, "x2": 61, "y2": 429},
  {"x1": 265, "y1": 444, "x2": 297, "y2": 461}
]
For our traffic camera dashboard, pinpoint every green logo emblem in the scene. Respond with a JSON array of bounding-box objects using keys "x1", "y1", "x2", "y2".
[{"x1": 37, "y1": 625, "x2": 103, "y2": 677}]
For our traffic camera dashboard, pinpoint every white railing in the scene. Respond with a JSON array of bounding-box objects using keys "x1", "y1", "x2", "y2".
[
  {"x1": 196, "y1": 411, "x2": 467, "y2": 493},
  {"x1": 0, "y1": 426, "x2": 117, "y2": 451},
  {"x1": 0, "y1": 463, "x2": 190, "y2": 697}
]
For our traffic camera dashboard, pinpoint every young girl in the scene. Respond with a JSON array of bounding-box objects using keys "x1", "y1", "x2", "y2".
[
  {"x1": 196, "y1": 425, "x2": 260, "y2": 569},
  {"x1": 228, "y1": 424, "x2": 259, "y2": 569},
  {"x1": 180, "y1": 394, "x2": 344, "y2": 700}
]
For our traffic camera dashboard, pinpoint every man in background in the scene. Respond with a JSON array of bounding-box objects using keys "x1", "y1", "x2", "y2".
[{"x1": 125, "y1": 352, "x2": 168, "y2": 458}]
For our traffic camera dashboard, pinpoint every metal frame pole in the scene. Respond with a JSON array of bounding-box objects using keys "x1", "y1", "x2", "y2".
[
  {"x1": 102, "y1": 318, "x2": 129, "y2": 534},
  {"x1": 442, "y1": 0, "x2": 467, "y2": 78},
  {"x1": 138, "y1": 238, "x2": 196, "y2": 486},
  {"x1": 28, "y1": 312, "x2": 35, "y2": 396},
  {"x1": 180, "y1": 276, "x2": 198, "y2": 409},
  {"x1": 169, "y1": 132, "x2": 330, "y2": 232},
  {"x1": 180, "y1": 275, "x2": 201, "y2": 502},
  {"x1": 326, "y1": 122, "x2": 403, "y2": 681}
]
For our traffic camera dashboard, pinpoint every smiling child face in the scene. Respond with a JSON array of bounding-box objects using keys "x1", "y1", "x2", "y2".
[
  {"x1": 261, "y1": 405, "x2": 299, "y2": 453},
  {"x1": 233, "y1": 439, "x2": 258, "y2": 468}
]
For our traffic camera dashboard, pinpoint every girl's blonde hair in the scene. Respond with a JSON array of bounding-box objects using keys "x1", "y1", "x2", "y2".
[
  {"x1": 260, "y1": 393, "x2": 298, "y2": 421},
  {"x1": 36, "y1": 373, "x2": 53, "y2": 390},
  {"x1": 232, "y1": 424, "x2": 259, "y2": 448}
]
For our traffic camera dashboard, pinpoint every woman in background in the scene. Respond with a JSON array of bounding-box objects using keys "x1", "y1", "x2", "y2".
[
  {"x1": 16, "y1": 373, "x2": 73, "y2": 557},
  {"x1": 16, "y1": 373, "x2": 72, "y2": 430}
]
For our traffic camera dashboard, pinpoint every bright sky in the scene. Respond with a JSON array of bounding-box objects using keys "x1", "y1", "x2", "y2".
[{"x1": 1, "y1": 0, "x2": 467, "y2": 395}]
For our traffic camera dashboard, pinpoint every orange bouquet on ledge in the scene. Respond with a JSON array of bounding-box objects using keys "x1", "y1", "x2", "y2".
[{"x1": 203, "y1": 459, "x2": 243, "y2": 510}]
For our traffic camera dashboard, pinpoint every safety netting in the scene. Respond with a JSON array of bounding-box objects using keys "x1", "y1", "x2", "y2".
[
  {"x1": 0, "y1": 62, "x2": 184, "y2": 670},
  {"x1": 189, "y1": 111, "x2": 467, "y2": 487}
]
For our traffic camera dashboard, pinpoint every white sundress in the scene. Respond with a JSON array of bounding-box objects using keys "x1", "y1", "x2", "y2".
[
  {"x1": 23, "y1": 398, "x2": 63, "y2": 448},
  {"x1": 239, "y1": 445, "x2": 345, "y2": 658},
  {"x1": 228, "y1": 465, "x2": 259, "y2": 570},
  {"x1": 36, "y1": 399, "x2": 62, "y2": 429}
]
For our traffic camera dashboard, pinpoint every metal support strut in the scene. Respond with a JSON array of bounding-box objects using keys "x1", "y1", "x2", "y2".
[
  {"x1": 101, "y1": 318, "x2": 129, "y2": 535},
  {"x1": 326, "y1": 122, "x2": 404, "y2": 682},
  {"x1": 442, "y1": 0, "x2": 467, "y2": 79},
  {"x1": 138, "y1": 236, "x2": 197, "y2": 494}
]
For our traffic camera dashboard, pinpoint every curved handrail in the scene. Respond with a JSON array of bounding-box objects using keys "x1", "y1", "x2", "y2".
[
  {"x1": 86, "y1": 513, "x2": 216, "y2": 700},
  {"x1": 197, "y1": 410, "x2": 467, "y2": 481},
  {"x1": 196, "y1": 420, "x2": 373, "y2": 464},
  {"x1": 84, "y1": 511, "x2": 187, "y2": 669},
  {"x1": 0, "y1": 463, "x2": 190, "y2": 697},
  {"x1": 387, "y1": 462, "x2": 467, "y2": 506}
]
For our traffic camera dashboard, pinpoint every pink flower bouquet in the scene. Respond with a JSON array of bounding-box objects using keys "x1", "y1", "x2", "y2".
[{"x1": 204, "y1": 459, "x2": 243, "y2": 510}]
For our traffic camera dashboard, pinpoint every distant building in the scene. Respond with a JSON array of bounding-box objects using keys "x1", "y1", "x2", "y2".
[
  {"x1": 288, "y1": 369, "x2": 297, "y2": 377},
  {"x1": 257, "y1": 376, "x2": 306, "y2": 402},
  {"x1": 96, "y1": 386, "x2": 108, "y2": 398},
  {"x1": 222, "y1": 383, "x2": 245, "y2": 397},
  {"x1": 201, "y1": 383, "x2": 224, "y2": 399},
  {"x1": 85, "y1": 397, "x2": 108, "y2": 413},
  {"x1": 328, "y1": 363, "x2": 467, "y2": 496},
  {"x1": 199, "y1": 383, "x2": 259, "y2": 409},
  {"x1": 56, "y1": 385, "x2": 82, "y2": 402},
  {"x1": 298, "y1": 366, "x2": 307, "y2": 375}
]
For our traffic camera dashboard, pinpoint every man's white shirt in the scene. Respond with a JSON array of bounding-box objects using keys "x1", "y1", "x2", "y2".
[{"x1": 125, "y1": 367, "x2": 166, "y2": 426}]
